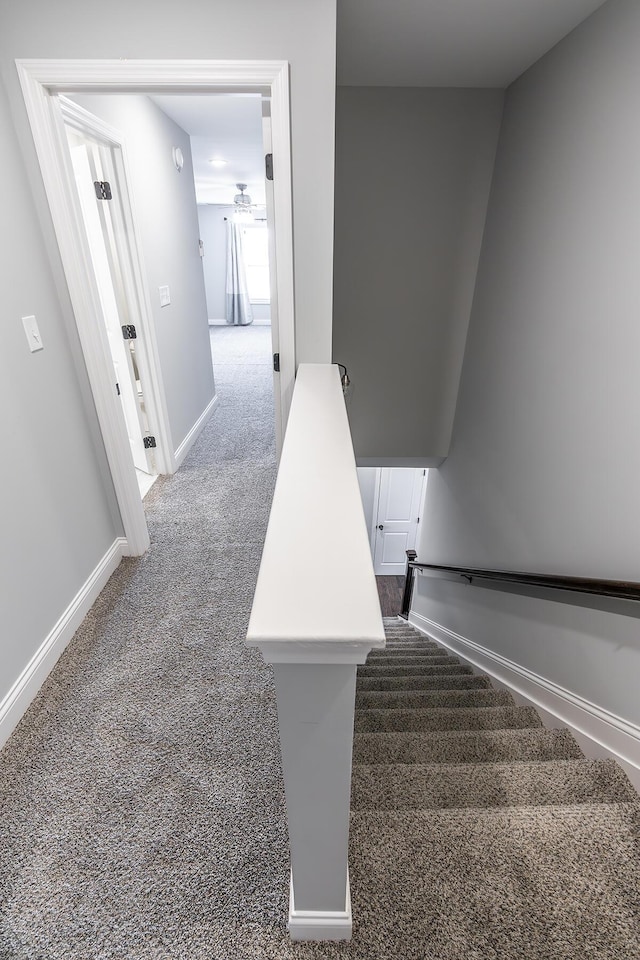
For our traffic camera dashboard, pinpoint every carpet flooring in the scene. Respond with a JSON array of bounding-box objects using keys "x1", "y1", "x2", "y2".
[{"x1": 1, "y1": 326, "x2": 639, "y2": 958}]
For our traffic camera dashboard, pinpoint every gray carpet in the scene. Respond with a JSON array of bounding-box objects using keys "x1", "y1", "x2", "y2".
[{"x1": 1, "y1": 327, "x2": 639, "y2": 958}]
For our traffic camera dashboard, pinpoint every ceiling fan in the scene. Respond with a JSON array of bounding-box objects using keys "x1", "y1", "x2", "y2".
[{"x1": 232, "y1": 183, "x2": 254, "y2": 221}]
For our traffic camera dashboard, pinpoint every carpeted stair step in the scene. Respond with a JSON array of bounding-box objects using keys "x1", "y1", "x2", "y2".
[
  {"x1": 356, "y1": 674, "x2": 492, "y2": 692},
  {"x1": 351, "y1": 759, "x2": 637, "y2": 811},
  {"x1": 355, "y1": 688, "x2": 514, "y2": 710},
  {"x1": 382, "y1": 624, "x2": 425, "y2": 631},
  {"x1": 348, "y1": 804, "x2": 640, "y2": 956},
  {"x1": 354, "y1": 704, "x2": 543, "y2": 733},
  {"x1": 352, "y1": 727, "x2": 584, "y2": 765},
  {"x1": 382, "y1": 624, "x2": 423, "y2": 634},
  {"x1": 358, "y1": 663, "x2": 473, "y2": 677},
  {"x1": 366, "y1": 653, "x2": 463, "y2": 666},
  {"x1": 373, "y1": 639, "x2": 442, "y2": 651},
  {"x1": 380, "y1": 643, "x2": 443, "y2": 652}
]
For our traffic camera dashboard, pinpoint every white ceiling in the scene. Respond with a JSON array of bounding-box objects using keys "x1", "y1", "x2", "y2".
[
  {"x1": 337, "y1": 0, "x2": 609, "y2": 87},
  {"x1": 151, "y1": 94, "x2": 266, "y2": 206}
]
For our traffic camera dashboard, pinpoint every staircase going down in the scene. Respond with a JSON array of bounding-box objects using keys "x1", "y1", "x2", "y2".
[{"x1": 350, "y1": 618, "x2": 640, "y2": 959}]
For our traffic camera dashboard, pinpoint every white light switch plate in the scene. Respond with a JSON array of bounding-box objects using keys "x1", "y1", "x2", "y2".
[
  {"x1": 159, "y1": 285, "x2": 171, "y2": 307},
  {"x1": 22, "y1": 315, "x2": 44, "y2": 352}
]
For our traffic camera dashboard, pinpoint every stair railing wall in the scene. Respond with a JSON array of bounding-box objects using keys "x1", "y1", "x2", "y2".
[{"x1": 246, "y1": 363, "x2": 385, "y2": 942}]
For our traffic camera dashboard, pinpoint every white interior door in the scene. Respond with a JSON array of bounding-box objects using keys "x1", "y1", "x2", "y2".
[
  {"x1": 67, "y1": 130, "x2": 155, "y2": 476},
  {"x1": 373, "y1": 468, "x2": 425, "y2": 575}
]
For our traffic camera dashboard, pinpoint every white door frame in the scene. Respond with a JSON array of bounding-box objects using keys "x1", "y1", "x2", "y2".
[{"x1": 17, "y1": 58, "x2": 296, "y2": 556}]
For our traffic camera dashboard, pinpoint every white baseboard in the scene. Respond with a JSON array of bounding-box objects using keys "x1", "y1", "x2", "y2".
[
  {"x1": 208, "y1": 318, "x2": 271, "y2": 326},
  {"x1": 288, "y1": 871, "x2": 352, "y2": 941},
  {"x1": 0, "y1": 538, "x2": 125, "y2": 751},
  {"x1": 173, "y1": 395, "x2": 218, "y2": 470},
  {"x1": 409, "y1": 611, "x2": 640, "y2": 791}
]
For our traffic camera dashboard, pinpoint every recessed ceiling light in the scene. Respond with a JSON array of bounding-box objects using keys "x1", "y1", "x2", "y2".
[{"x1": 209, "y1": 158, "x2": 227, "y2": 167}]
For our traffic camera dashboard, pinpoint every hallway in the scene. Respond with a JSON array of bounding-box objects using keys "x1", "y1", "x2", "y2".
[{"x1": 1, "y1": 328, "x2": 638, "y2": 959}]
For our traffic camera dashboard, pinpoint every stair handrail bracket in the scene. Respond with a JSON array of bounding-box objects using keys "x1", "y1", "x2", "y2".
[{"x1": 246, "y1": 363, "x2": 385, "y2": 942}]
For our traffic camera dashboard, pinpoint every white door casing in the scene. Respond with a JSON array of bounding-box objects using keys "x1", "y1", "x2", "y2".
[
  {"x1": 17, "y1": 59, "x2": 296, "y2": 555},
  {"x1": 373, "y1": 468, "x2": 425, "y2": 575}
]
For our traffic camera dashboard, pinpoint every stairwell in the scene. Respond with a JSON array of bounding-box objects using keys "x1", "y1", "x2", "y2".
[{"x1": 350, "y1": 618, "x2": 640, "y2": 958}]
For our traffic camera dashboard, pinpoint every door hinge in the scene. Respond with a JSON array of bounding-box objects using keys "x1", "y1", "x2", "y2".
[
  {"x1": 122, "y1": 324, "x2": 137, "y2": 340},
  {"x1": 94, "y1": 180, "x2": 112, "y2": 200},
  {"x1": 265, "y1": 153, "x2": 273, "y2": 181},
  {"x1": 143, "y1": 436, "x2": 157, "y2": 449},
  {"x1": 273, "y1": 352, "x2": 280, "y2": 372}
]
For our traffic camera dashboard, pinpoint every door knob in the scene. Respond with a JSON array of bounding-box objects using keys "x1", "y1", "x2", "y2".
[{"x1": 378, "y1": 524, "x2": 384, "y2": 530}]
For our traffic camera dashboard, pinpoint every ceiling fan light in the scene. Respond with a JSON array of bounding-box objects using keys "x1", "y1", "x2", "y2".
[{"x1": 234, "y1": 183, "x2": 253, "y2": 206}]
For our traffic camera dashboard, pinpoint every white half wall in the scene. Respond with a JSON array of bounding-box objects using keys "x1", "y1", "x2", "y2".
[
  {"x1": 72, "y1": 94, "x2": 215, "y2": 457},
  {"x1": 414, "y1": 0, "x2": 640, "y2": 776}
]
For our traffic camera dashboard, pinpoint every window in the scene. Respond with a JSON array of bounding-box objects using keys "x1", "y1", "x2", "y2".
[{"x1": 241, "y1": 224, "x2": 270, "y2": 303}]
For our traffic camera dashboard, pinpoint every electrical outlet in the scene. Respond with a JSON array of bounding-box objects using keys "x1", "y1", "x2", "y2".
[
  {"x1": 22, "y1": 315, "x2": 44, "y2": 352},
  {"x1": 159, "y1": 285, "x2": 171, "y2": 307}
]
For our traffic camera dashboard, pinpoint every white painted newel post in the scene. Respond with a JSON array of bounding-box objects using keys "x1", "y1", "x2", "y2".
[{"x1": 246, "y1": 364, "x2": 385, "y2": 941}]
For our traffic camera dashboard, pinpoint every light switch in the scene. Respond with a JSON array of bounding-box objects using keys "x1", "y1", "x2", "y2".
[
  {"x1": 22, "y1": 315, "x2": 44, "y2": 353},
  {"x1": 159, "y1": 285, "x2": 171, "y2": 307}
]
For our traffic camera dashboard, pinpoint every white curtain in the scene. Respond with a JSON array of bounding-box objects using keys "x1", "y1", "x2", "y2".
[{"x1": 225, "y1": 221, "x2": 254, "y2": 326}]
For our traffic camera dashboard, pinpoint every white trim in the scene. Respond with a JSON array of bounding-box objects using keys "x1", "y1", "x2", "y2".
[
  {"x1": 173, "y1": 394, "x2": 219, "y2": 469},
  {"x1": 0, "y1": 538, "x2": 125, "y2": 751},
  {"x1": 288, "y1": 870, "x2": 352, "y2": 942},
  {"x1": 209, "y1": 318, "x2": 271, "y2": 326},
  {"x1": 357, "y1": 457, "x2": 445, "y2": 468},
  {"x1": 255, "y1": 640, "x2": 377, "y2": 665},
  {"x1": 17, "y1": 59, "x2": 295, "y2": 462},
  {"x1": 408, "y1": 610, "x2": 640, "y2": 788}
]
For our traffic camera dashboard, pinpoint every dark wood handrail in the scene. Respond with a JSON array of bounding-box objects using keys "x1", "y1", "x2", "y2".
[{"x1": 400, "y1": 550, "x2": 640, "y2": 618}]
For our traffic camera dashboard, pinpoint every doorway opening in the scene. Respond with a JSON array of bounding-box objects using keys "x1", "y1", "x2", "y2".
[
  {"x1": 151, "y1": 92, "x2": 278, "y2": 434},
  {"x1": 357, "y1": 466, "x2": 428, "y2": 616},
  {"x1": 18, "y1": 60, "x2": 295, "y2": 557}
]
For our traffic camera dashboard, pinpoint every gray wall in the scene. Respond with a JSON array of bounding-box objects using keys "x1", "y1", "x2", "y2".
[
  {"x1": 0, "y1": 0, "x2": 336, "y2": 735},
  {"x1": 333, "y1": 87, "x2": 504, "y2": 463},
  {"x1": 198, "y1": 205, "x2": 229, "y2": 321},
  {"x1": 198, "y1": 204, "x2": 270, "y2": 323},
  {"x1": 73, "y1": 94, "x2": 214, "y2": 452},
  {"x1": 0, "y1": 81, "x2": 120, "y2": 707},
  {"x1": 414, "y1": 0, "x2": 640, "y2": 730}
]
